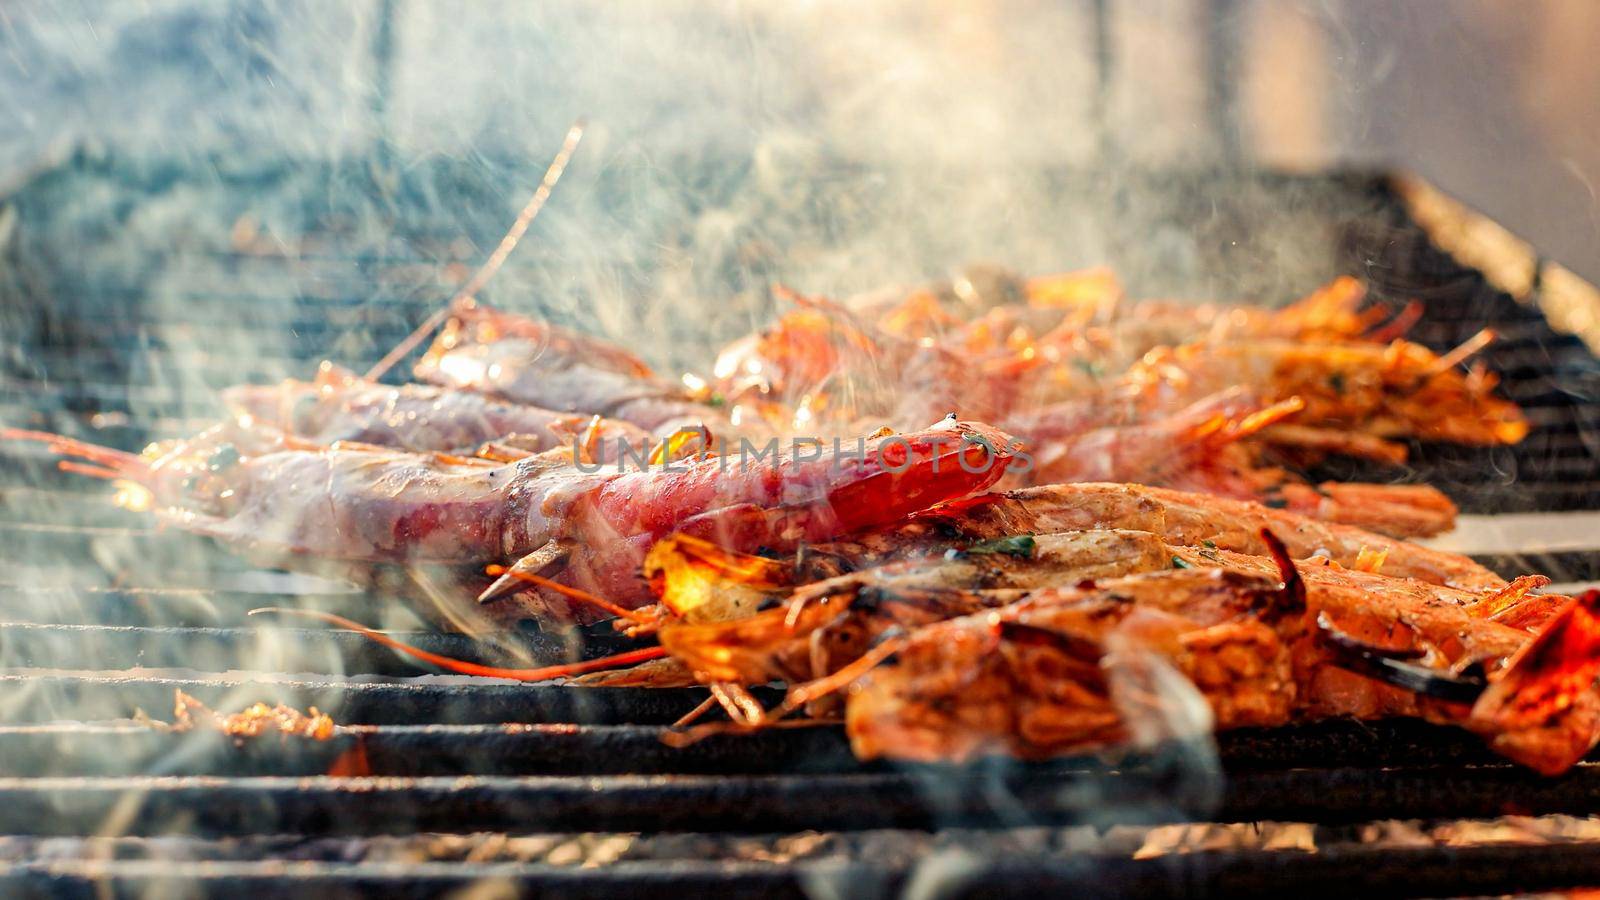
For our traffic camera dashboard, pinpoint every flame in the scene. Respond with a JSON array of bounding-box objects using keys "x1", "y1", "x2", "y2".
[{"x1": 327, "y1": 742, "x2": 374, "y2": 776}]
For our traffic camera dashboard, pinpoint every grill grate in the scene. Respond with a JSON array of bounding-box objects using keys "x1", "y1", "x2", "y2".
[{"x1": 4, "y1": 163, "x2": 1600, "y2": 897}]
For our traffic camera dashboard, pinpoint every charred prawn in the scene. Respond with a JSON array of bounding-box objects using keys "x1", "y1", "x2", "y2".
[{"x1": 5, "y1": 417, "x2": 1022, "y2": 620}]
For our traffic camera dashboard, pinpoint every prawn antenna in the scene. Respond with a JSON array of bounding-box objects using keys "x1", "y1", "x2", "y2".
[
  {"x1": 481, "y1": 563, "x2": 650, "y2": 623},
  {"x1": 2, "y1": 428, "x2": 151, "y2": 479},
  {"x1": 248, "y1": 607, "x2": 663, "y2": 681},
  {"x1": 364, "y1": 117, "x2": 589, "y2": 381}
]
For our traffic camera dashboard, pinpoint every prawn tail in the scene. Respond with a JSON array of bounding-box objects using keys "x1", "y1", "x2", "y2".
[{"x1": 1469, "y1": 589, "x2": 1600, "y2": 775}]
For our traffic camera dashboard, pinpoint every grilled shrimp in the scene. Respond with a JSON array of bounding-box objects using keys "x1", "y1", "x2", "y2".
[
  {"x1": 585, "y1": 528, "x2": 1183, "y2": 689},
  {"x1": 656, "y1": 479, "x2": 1486, "y2": 599},
  {"x1": 1172, "y1": 448, "x2": 1460, "y2": 538},
  {"x1": 1122, "y1": 336, "x2": 1527, "y2": 448},
  {"x1": 1018, "y1": 389, "x2": 1317, "y2": 486},
  {"x1": 743, "y1": 272, "x2": 1379, "y2": 412},
  {"x1": 928, "y1": 273, "x2": 1380, "y2": 406},
  {"x1": 712, "y1": 290, "x2": 1012, "y2": 437},
  {"x1": 223, "y1": 362, "x2": 652, "y2": 459},
  {"x1": 712, "y1": 303, "x2": 1461, "y2": 535},
  {"x1": 643, "y1": 530, "x2": 1196, "y2": 692},
  {"x1": 1024, "y1": 272, "x2": 1375, "y2": 354},
  {"x1": 638, "y1": 525, "x2": 1552, "y2": 694},
  {"x1": 707, "y1": 277, "x2": 1493, "y2": 535},
  {"x1": 1168, "y1": 542, "x2": 1562, "y2": 631},
  {"x1": 844, "y1": 568, "x2": 1600, "y2": 774},
  {"x1": 416, "y1": 300, "x2": 754, "y2": 441},
  {"x1": 867, "y1": 270, "x2": 1372, "y2": 350},
  {"x1": 7, "y1": 418, "x2": 1022, "y2": 621},
  {"x1": 1019, "y1": 387, "x2": 1459, "y2": 538},
  {"x1": 914, "y1": 482, "x2": 1499, "y2": 591}
]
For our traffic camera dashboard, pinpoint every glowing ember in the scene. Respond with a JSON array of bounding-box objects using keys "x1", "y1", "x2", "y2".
[{"x1": 147, "y1": 689, "x2": 337, "y2": 742}]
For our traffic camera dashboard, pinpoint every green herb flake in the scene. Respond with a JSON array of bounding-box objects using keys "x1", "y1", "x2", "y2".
[
  {"x1": 1171, "y1": 556, "x2": 1194, "y2": 570},
  {"x1": 964, "y1": 535, "x2": 1037, "y2": 559},
  {"x1": 1201, "y1": 539, "x2": 1217, "y2": 549},
  {"x1": 1264, "y1": 497, "x2": 1289, "y2": 510}
]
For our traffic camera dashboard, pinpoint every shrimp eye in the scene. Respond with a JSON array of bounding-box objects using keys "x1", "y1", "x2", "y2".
[{"x1": 208, "y1": 444, "x2": 241, "y2": 472}]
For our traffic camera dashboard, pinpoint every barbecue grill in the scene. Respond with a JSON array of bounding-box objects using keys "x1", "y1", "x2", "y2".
[{"x1": 2, "y1": 148, "x2": 1599, "y2": 898}]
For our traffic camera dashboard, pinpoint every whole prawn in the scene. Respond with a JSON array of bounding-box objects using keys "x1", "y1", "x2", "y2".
[
  {"x1": 1014, "y1": 387, "x2": 1459, "y2": 537},
  {"x1": 759, "y1": 480, "x2": 1495, "y2": 593},
  {"x1": 713, "y1": 273, "x2": 1389, "y2": 425},
  {"x1": 223, "y1": 362, "x2": 652, "y2": 460},
  {"x1": 616, "y1": 524, "x2": 1552, "y2": 701},
  {"x1": 1122, "y1": 335, "x2": 1527, "y2": 449},
  {"x1": 416, "y1": 300, "x2": 757, "y2": 442},
  {"x1": 7, "y1": 418, "x2": 1021, "y2": 620},
  {"x1": 931, "y1": 482, "x2": 1502, "y2": 591},
  {"x1": 844, "y1": 568, "x2": 1600, "y2": 775}
]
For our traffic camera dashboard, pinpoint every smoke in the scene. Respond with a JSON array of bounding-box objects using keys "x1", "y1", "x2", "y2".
[
  {"x1": 0, "y1": 0, "x2": 1456, "y2": 866},
  {"x1": 0, "y1": 1, "x2": 1383, "y2": 383}
]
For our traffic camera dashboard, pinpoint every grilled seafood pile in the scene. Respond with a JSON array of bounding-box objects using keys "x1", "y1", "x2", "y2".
[
  {"x1": 606, "y1": 519, "x2": 1589, "y2": 775},
  {"x1": 11, "y1": 265, "x2": 1587, "y2": 776},
  {"x1": 714, "y1": 270, "x2": 1526, "y2": 537}
]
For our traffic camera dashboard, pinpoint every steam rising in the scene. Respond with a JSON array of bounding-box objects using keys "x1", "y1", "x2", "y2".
[
  {"x1": 0, "y1": 0, "x2": 1431, "y2": 862},
  {"x1": 0, "y1": 2, "x2": 1375, "y2": 386}
]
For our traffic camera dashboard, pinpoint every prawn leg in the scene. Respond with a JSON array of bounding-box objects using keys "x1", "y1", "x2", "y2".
[{"x1": 478, "y1": 540, "x2": 571, "y2": 603}]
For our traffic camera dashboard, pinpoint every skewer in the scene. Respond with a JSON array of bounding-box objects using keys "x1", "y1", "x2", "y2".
[
  {"x1": 363, "y1": 118, "x2": 588, "y2": 381},
  {"x1": 1426, "y1": 328, "x2": 1497, "y2": 377}
]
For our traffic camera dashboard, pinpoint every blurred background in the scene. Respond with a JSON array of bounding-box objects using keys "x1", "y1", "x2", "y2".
[
  {"x1": 0, "y1": 0, "x2": 1596, "y2": 413},
  {"x1": 3, "y1": 0, "x2": 1595, "y2": 269}
]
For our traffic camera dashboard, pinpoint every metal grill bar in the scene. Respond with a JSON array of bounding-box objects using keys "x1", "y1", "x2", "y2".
[
  {"x1": 0, "y1": 673, "x2": 746, "y2": 726},
  {"x1": 11, "y1": 842, "x2": 1600, "y2": 900},
  {"x1": 6, "y1": 763, "x2": 1600, "y2": 837},
  {"x1": 0, "y1": 719, "x2": 1537, "y2": 778},
  {"x1": 0, "y1": 622, "x2": 639, "y2": 673},
  {"x1": 0, "y1": 772, "x2": 1212, "y2": 835},
  {"x1": 0, "y1": 723, "x2": 856, "y2": 778}
]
